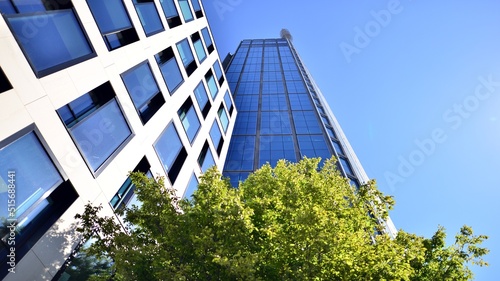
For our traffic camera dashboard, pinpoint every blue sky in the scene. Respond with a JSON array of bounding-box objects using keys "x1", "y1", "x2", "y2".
[{"x1": 203, "y1": 1, "x2": 500, "y2": 279}]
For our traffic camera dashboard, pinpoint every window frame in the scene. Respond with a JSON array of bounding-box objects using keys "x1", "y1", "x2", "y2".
[{"x1": 121, "y1": 61, "x2": 165, "y2": 124}]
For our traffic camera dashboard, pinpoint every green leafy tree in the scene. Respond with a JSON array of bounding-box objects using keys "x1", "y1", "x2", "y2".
[{"x1": 75, "y1": 158, "x2": 488, "y2": 280}]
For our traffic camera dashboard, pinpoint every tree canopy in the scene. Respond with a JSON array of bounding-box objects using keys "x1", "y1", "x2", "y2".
[{"x1": 74, "y1": 158, "x2": 488, "y2": 280}]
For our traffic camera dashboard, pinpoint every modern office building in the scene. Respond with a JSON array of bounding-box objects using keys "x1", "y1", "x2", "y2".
[
  {"x1": 222, "y1": 30, "x2": 397, "y2": 237},
  {"x1": 0, "y1": 1, "x2": 236, "y2": 280}
]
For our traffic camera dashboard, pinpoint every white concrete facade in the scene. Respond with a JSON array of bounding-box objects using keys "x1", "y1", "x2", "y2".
[{"x1": 0, "y1": 1, "x2": 235, "y2": 280}]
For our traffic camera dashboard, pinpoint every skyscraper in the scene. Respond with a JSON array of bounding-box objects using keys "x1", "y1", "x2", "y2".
[
  {"x1": 0, "y1": 1, "x2": 235, "y2": 279},
  {"x1": 222, "y1": 30, "x2": 397, "y2": 237}
]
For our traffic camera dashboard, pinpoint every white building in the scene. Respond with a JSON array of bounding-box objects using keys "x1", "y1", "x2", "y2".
[{"x1": 0, "y1": 1, "x2": 235, "y2": 280}]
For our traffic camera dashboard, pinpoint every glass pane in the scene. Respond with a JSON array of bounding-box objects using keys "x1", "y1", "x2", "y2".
[
  {"x1": 180, "y1": 106, "x2": 200, "y2": 142},
  {"x1": 7, "y1": 10, "x2": 93, "y2": 74},
  {"x1": 0, "y1": 0, "x2": 16, "y2": 14},
  {"x1": 193, "y1": 39, "x2": 206, "y2": 62},
  {"x1": 223, "y1": 91, "x2": 233, "y2": 112},
  {"x1": 218, "y1": 107, "x2": 229, "y2": 132},
  {"x1": 176, "y1": 39, "x2": 194, "y2": 67},
  {"x1": 122, "y1": 63, "x2": 159, "y2": 109},
  {"x1": 11, "y1": 0, "x2": 45, "y2": 13},
  {"x1": 193, "y1": 81, "x2": 209, "y2": 110},
  {"x1": 209, "y1": 120, "x2": 222, "y2": 150},
  {"x1": 206, "y1": 75, "x2": 218, "y2": 98},
  {"x1": 213, "y1": 61, "x2": 223, "y2": 81},
  {"x1": 160, "y1": 0, "x2": 178, "y2": 18},
  {"x1": 201, "y1": 27, "x2": 212, "y2": 46},
  {"x1": 183, "y1": 173, "x2": 198, "y2": 199},
  {"x1": 71, "y1": 100, "x2": 131, "y2": 171},
  {"x1": 201, "y1": 146, "x2": 214, "y2": 173},
  {"x1": 178, "y1": 0, "x2": 193, "y2": 22},
  {"x1": 159, "y1": 58, "x2": 183, "y2": 92},
  {"x1": 190, "y1": 0, "x2": 201, "y2": 11},
  {"x1": 135, "y1": 3, "x2": 164, "y2": 36},
  {"x1": 87, "y1": 0, "x2": 132, "y2": 34},
  {"x1": 155, "y1": 124, "x2": 183, "y2": 171},
  {"x1": 0, "y1": 132, "x2": 62, "y2": 226}
]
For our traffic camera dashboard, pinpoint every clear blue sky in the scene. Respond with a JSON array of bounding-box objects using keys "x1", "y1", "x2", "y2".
[{"x1": 203, "y1": 1, "x2": 500, "y2": 279}]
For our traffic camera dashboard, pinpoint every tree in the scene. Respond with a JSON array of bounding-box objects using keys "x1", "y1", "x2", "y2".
[{"x1": 75, "y1": 158, "x2": 488, "y2": 280}]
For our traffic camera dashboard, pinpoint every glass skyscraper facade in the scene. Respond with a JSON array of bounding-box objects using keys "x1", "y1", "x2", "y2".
[{"x1": 222, "y1": 33, "x2": 397, "y2": 237}]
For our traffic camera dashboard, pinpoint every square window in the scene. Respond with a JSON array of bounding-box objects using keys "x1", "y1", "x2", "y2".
[
  {"x1": 0, "y1": 127, "x2": 78, "y2": 272},
  {"x1": 183, "y1": 173, "x2": 199, "y2": 199},
  {"x1": 5, "y1": 9, "x2": 95, "y2": 77},
  {"x1": 154, "y1": 123, "x2": 187, "y2": 184},
  {"x1": 193, "y1": 81, "x2": 210, "y2": 118},
  {"x1": 198, "y1": 141, "x2": 215, "y2": 173},
  {"x1": 205, "y1": 69, "x2": 218, "y2": 99},
  {"x1": 190, "y1": 0, "x2": 203, "y2": 18},
  {"x1": 201, "y1": 27, "x2": 214, "y2": 53},
  {"x1": 160, "y1": 0, "x2": 182, "y2": 28},
  {"x1": 223, "y1": 90, "x2": 234, "y2": 115},
  {"x1": 191, "y1": 32, "x2": 206, "y2": 63},
  {"x1": 213, "y1": 60, "x2": 225, "y2": 86},
  {"x1": 210, "y1": 120, "x2": 224, "y2": 155},
  {"x1": 87, "y1": 0, "x2": 139, "y2": 50},
  {"x1": 133, "y1": 0, "x2": 164, "y2": 36},
  {"x1": 178, "y1": 0, "x2": 193, "y2": 22},
  {"x1": 121, "y1": 61, "x2": 164, "y2": 124},
  {"x1": 218, "y1": 104, "x2": 229, "y2": 133},
  {"x1": 178, "y1": 97, "x2": 201, "y2": 143},
  {"x1": 176, "y1": 38, "x2": 197, "y2": 76},
  {"x1": 155, "y1": 47, "x2": 184, "y2": 93},
  {"x1": 57, "y1": 82, "x2": 132, "y2": 173}
]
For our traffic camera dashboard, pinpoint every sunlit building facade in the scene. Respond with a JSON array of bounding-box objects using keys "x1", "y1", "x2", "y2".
[
  {"x1": 222, "y1": 31, "x2": 397, "y2": 237},
  {"x1": 0, "y1": 1, "x2": 235, "y2": 280}
]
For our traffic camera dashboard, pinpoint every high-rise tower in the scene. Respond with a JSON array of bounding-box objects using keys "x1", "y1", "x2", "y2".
[{"x1": 222, "y1": 30, "x2": 397, "y2": 237}]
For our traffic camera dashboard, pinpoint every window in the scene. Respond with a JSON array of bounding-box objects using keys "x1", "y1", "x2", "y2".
[
  {"x1": 0, "y1": 68, "x2": 12, "y2": 93},
  {"x1": 2, "y1": 1, "x2": 95, "y2": 77},
  {"x1": 339, "y1": 157, "x2": 354, "y2": 176},
  {"x1": 297, "y1": 135, "x2": 331, "y2": 162},
  {"x1": 224, "y1": 136, "x2": 255, "y2": 171},
  {"x1": 289, "y1": 94, "x2": 313, "y2": 110},
  {"x1": 258, "y1": 135, "x2": 296, "y2": 167},
  {"x1": 178, "y1": 0, "x2": 193, "y2": 22},
  {"x1": 178, "y1": 97, "x2": 201, "y2": 143},
  {"x1": 292, "y1": 111, "x2": 323, "y2": 134},
  {"x1": 223, "y1": 91, "x2": 234, "y2": 115},
  {"x1": 232, "y1": 112, "x2": 257, "y2": 135},
  {"x1": 133, "y1": 0, "x2": 164, "y2": 36},
  {"x1": 176, "y1": 38, "x2": 197, "y2": 76},
  {"x1": 210, "y1": 120, "x2": 224, "y2": 155},
  {"x1": 191, "y1": 32, "x2": 206, "y2": 63},
  {"x1": 154, "y1": 123, "x2": 187, "y2": 184},
  {"x1": 235, "y1": 95, "x2": 258, "y2": 111},
  {"x1": 193, "y1": 81, "x2": 210, "y2": 118},
  {"x1": 201, "y1": 27, "x2": 214, "y2": 53},
  {"x1": 0, "y1": 127, "x2": 78, "y2": 277},
  {"x1": 190, "y1": 0, "x2": 203, "y2": 18},
  {"x1": 260, "y1": 112, "x2": 291, "y2": 135},
  {"x1": 57, "y1": 82, "x2": 132, "y2": 173},
  {"x1": 155, "y1": 47, "x2": 184, "y2": 93},
  {"x1": 261, "y1": 94, "x2": 288, "y2": 111},
  {"x1": 160, "y1": 0, "x2": 181, "y2": 28},
  {"x1": 198, "y1": 141, "x2": 215, "y2": 173},
  {"x1": 212, "y1": 60, "x2": 225, "y2": 86},
  {"x1": 205, "y1": 69, "x2": 218, "y2": 99},
  {"x1": 326, "y1": 127, "x2": 337, "y2": 139},
  {"x1": 218, "y1": 104, "x2": 229, "y2": 133},
  {"x1": 121, "y1": 62, "x2": 164, "y2": 124},
  {"x1": 223, "y1": 172, "x2": 249, "y2": 187},
  {"x1": 110, "y1": 157, "x2": 152, "y2": 226},
  {"x1": 183, "y1": 173, "x2": 198, "y2": 199},
  {"x1": 332, "y1": 141, "x2": 344, "y2": 156},
  {"x1": 87, "y1": 0, "x2": 139, "y2": 50}
]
